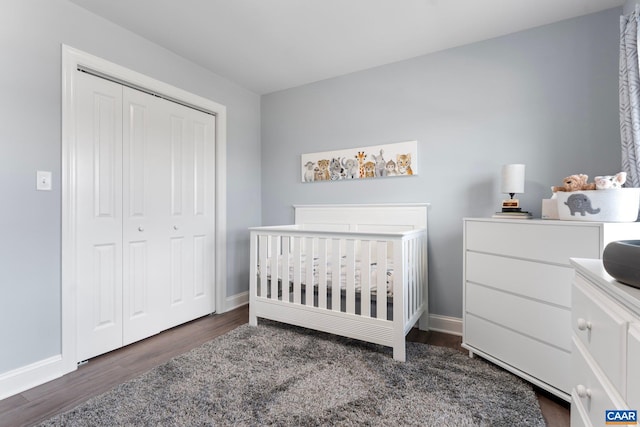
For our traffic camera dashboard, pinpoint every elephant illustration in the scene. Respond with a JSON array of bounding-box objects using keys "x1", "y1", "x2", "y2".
[{"x1": 564, "y1": 193, "x2": 601, "y2": 216}]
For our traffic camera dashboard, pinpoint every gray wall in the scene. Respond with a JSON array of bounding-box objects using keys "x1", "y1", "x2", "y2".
[
  {"x1": 624, "y1": 0, "x2": 639, "y2": 13},
  {"x1": 261, "y1": 8, "x2": 622, "y2": 319},
  {"x1": 0, "y1": 0, "x2": 261, "y2": 374}
]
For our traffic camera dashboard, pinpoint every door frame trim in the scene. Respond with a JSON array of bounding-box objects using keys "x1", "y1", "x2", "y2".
[{"x1": 61, "y1": 45, "x2": 227, "y2": 373}]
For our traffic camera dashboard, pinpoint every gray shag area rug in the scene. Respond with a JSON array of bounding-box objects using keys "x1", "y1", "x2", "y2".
[{"x1": 40, "y1": 321, "x2": 545, "y2": 426}]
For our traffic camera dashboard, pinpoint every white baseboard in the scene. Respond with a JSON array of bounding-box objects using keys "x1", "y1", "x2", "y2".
[
  {"x1": 224, "y1": 291, "x2": 248, "y2": 312},
  {"x1": 0, "y1": 355, "x2": 73, "y2": 401},
  {"x1": 428, "y1": 314, "x2": 463, "y2": 336}
]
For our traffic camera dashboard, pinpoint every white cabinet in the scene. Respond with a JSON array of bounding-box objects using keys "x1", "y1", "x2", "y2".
[
  {"x1": 570, "y1": 259, "x2": 640, "y2": 427},
  {"x1": 462, "y1": 218, "x2": 640, "y2": 402}
]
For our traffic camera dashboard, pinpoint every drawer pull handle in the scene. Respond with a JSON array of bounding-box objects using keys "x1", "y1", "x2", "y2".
[
  {"x1": 577, "y1": 318, "x2": 592, "y2": 331},
  {"x1": 576, "y1": 384, "x2": 592, "y2": 399}
]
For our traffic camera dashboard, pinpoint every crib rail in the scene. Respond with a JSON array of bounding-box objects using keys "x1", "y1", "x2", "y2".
[{"x1": 249, "y1": 227, "x2": 427, "y2": 325}]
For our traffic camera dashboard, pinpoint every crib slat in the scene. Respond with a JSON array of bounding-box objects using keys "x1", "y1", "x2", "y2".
[
  {"x1": 270, "y1": 235, "x2": 279, "y2": 300},
  {"x1": 293, "y1": 236, "x2": 302, "y2": 304},
  {"x1": 376, "y1": 240, "x2": 387, "y2": 320},
  {"x1": 360, "y1": 240, "x2": 371, "y2": 318},
  {"x1": 318, "y1": 238, "x2": 327, "y2": 309},
  {"x1": 305, "y1": 237, "x2": 314, "y2": 306},
  {"x1": 403, "y1": 238, "x2": 409, "y2": 319},
  {"x1": 331, "y1": 239, "x2": 341, "y2": 312},
  {"x1": 281, "y1": 236, "x2": 290, "y2": 302},
  {"x1": 411, "y1": 238, "x2": 415, "y2": 316},
  {"x1": 415, "y1": 236, "x2": 422, "y2": 315},
  {"x1": 345, "y1": 239, "x2": 356, "y2": 314},
  {"x1": 422, "y1": 233, "x2": 428, "y2": 319},
  {"x1": 414, "y1": 237, "x2": 421, "y2": 314},
  {"x1": 392, "y1": 238, "x2": 404, "y2": 325},
  {"x1": 405, "y1": 239, "x2": 418, "y2": 320},
  {"x1": 258, "y1": 235, "x2": 268, "y2": 298},
  {"x1": 249, "y1": 231, "x2": 258, "y2": 326}
]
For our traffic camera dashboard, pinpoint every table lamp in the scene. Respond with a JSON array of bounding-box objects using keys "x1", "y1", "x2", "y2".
[{"x1": 501, "y1": 164, "x2": 525, "y2": 212}]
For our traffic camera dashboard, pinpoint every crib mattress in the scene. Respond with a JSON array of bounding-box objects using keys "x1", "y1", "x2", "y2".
[{"x1": 259, "y1": 254, "x2": 394, "y2": 296}]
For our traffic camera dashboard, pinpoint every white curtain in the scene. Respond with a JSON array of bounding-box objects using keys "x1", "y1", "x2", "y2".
[{"x1": 620, "y1": 6, "x2": 640, "y2": 187}]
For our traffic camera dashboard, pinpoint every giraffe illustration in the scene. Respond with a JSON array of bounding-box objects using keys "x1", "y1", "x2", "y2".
[{"x1": 355, "y1": 151, "x2": 367, "y2": 179}]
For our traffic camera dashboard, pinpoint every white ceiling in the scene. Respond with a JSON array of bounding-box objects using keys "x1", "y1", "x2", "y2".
[{"x1": 70, "y1": 0, "x2": 625, "y2": 94}]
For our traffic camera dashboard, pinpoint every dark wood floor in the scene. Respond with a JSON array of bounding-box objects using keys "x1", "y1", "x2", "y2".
[{"x1": 0, "y1": 305, "x2": 569, "y2": 427}]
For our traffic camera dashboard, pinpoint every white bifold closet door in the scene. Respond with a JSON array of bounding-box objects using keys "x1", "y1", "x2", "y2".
[{"x1": 75, "y1": 71, "x2": 215, "y2": 362}]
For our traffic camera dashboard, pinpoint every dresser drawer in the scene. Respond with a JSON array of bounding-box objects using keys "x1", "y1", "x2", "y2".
[
  {"x1": 466, "y1": 283, "x2": 571, "y2": 351},
  {"x1": 465, "y1": 314, "x2": 570, "y2": 393},
  {"x1": 572, "y1": 277, "x2": 628, "y2": 393},
  {"x1": 572, "y1": 337, "x2": 625, "y2": 426},
  {"x1": 466, "y1": 251, "x2": 572, "y2": 307},
  {"x1": 628, "y1": 323, "x2": 640, "y2": 407},
  {"x1": 465, "y1": 221, "x2": 600, "y2": 265}
]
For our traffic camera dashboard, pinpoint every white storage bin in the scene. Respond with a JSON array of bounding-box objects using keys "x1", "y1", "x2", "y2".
[{"x1": 556, "y1": 188, "x2": 640, "y2": 222}]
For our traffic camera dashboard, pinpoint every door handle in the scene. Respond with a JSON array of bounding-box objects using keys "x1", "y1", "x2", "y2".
[{"x1": 138, "y1": 226, "x2": 144, "y2": 232}]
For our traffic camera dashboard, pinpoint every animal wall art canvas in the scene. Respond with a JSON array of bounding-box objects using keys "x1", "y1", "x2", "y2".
[{"x1": 301, "y1": 140, "x2": 418, "y2": 183}]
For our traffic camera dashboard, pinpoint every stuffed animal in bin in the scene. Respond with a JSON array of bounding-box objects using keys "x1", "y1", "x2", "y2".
[
  {"x1": 551, "y1": 174, "x2": 596, "y2": 192},
  {"x1": 594, "y1": 172, "x2": 627, "y2": 189}
]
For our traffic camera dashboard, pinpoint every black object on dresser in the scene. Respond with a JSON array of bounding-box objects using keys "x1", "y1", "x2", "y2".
[{"x1": 603, "y1": 240, "x2": 640, "y2": 290}]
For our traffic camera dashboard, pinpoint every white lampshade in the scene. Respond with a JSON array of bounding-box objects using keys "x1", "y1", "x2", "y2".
[{"x1": 501, "y1": 164, "x2": 525, "y2": 194}]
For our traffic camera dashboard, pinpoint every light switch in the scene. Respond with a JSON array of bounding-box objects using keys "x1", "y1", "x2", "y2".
[{"x1": 37, "y1": 171, "x2": 52, "y2": 191}]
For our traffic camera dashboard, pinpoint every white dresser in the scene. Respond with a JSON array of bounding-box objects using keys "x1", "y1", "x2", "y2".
[
  {"x1": 570, "y1": 259, "x2": 640, "y2": 427},
  {"x1": 462, "y1": 218, "x2": 640, "y2": 401}
]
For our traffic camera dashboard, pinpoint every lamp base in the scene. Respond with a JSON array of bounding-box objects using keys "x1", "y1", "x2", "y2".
[{"x1": 501, "y1": 197, "x2": 520, "y2": 212}]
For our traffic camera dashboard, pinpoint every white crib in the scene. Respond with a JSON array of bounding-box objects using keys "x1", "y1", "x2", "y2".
[{"x1": 249, "y1": 203, "x2": 429, "y2": 361}]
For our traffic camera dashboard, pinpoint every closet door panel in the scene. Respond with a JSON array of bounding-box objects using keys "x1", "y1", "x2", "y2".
[
  {"x1": 170, "y1": 116, "x2": 184, "y2": 216},
  {"x1": 122, "y1": 88, "x2": 171, "y2": 345},
  {"x1": 128, "y1": 241, "x2": 148, "y2": 316},
  {"x1": 193, "y1": 121, "x2": 207, "y2": 216},
  {"x1": 168, "y1": 115, "x2": 190, "y2": 310},
  {"x1": 193, "y1": 234, "x2": 207, "y2": 297},
  {"x1": 165, "y1": 105, "x2": 215, "y2": 327},
  {"x1": 170, "y1": 237, "x2": 185, "y2": 304},
  {"x1": 75, "y1": 72, "x2": 124, "y2": 362}
]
